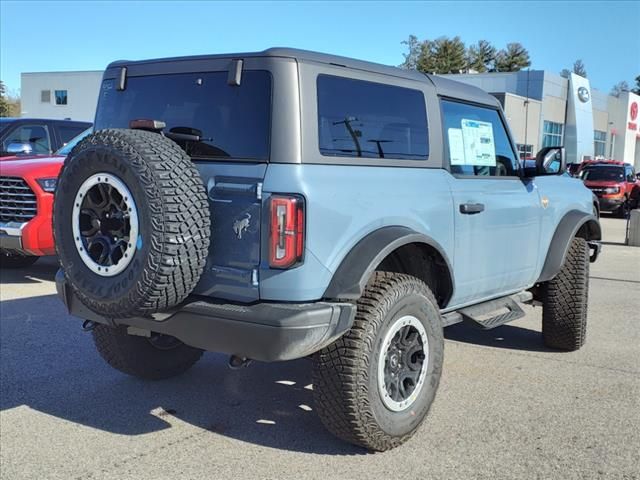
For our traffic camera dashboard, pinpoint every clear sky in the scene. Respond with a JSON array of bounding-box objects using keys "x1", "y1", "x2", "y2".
[{"x1": 1, "y1": 0, "x2": 639, "y2": 94}]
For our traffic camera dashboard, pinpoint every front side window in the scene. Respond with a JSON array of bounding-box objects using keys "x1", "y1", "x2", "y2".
[
  {"x1": 55, "y1": 90, "x2": 68, "y2": 105},
  {"x1": 2, "y1": 125, "x2": 51, "y2": 155},
  {"x1": 441, "y1": 100, "x2": 518, "y2": 177},
  {"x1": 95, "y1": 71, "x2": 271, "y2": 160},
  {"x1": 317, "y1": 75, "x2": 428, "y2": 160},
  {"x1": 542, "y1": 121, "x2": 564, "y2": 148}
]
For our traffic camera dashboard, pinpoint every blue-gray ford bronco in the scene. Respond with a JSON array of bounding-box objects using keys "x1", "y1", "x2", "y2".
[{"x1": 54, "y1": 48, "x2": 602, "y2": 451}]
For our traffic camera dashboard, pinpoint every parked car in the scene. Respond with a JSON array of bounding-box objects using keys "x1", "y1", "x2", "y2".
[
  {"x1": 579, "y1": 160, "x2": 640, "y2": 217},
  {"x1": 53, "y1": 49, "x2": 601, "y2": 451},
  {"x1": 0, "y1": 128, "x2": 92, "y2": 267},
  {"x1": 0, "y1": 118, "x2": 91, "y2": 158}
]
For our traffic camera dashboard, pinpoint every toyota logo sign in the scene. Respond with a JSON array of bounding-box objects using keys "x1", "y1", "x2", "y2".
[
  {"x1": 631, "y1": 102, "x2": 638, "y2": 121},
  {"x1": 577, "y1": 87, "x2": 590, "y2": 103}
]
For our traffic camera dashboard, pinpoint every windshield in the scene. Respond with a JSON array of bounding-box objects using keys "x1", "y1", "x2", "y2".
[
  {"x1": 56, "y1": 127, "x2": 93, "y2": 156},
  {"x1": 580, "y1": 166, "x2": 624, "y2": 182},
  {"x1": 94, "y1": 71, "x2": 271, "y2": 161}
]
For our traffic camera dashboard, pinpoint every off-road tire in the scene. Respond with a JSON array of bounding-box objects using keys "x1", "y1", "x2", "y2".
[
  {"x1": 92, "y1": 324, "x2": 203, "y2": 380},
  {"x1": 0, "y1": 252, "x2": 38, "y2": 269},
  {"x1": 541, "y1": 237, "x2": 589, "y2": 351},
  {"x1": 53, "y1": 129, "x2": 210, "y2": 317},
  {"x1": 615, "y1": 196, "x2": 629, "y2": 218},
  {"x1": 312, "y1": 272, "x2": 444, "y2": 451}
]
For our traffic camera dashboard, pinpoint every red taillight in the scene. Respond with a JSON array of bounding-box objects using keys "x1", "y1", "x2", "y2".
[{"x1": 269, "y1": 195, "x2": 305, "y2": 269}]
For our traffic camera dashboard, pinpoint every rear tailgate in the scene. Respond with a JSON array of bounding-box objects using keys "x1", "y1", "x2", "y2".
[{"x1": 192, "y1": 162, "x2": 266, "y2": 302}]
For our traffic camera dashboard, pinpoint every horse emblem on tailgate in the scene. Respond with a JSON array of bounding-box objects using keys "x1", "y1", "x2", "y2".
[{"x1": 233, "y1": 213, "x2": 251, "y2": 239}]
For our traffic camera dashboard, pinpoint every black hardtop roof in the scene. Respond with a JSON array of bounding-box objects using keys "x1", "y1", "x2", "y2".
[{"x1": 108, "y1": 47, "x2": 498, "y2": 107}]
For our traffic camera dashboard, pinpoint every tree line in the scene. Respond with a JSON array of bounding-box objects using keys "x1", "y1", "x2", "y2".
[
  {"x1": 0, "y1": 80, "x2": 21, "y2": 117},
  {"x1": 400, "y1": 35, "x2": 531, "y2": 74},
  {"x1": 399, "y1": 35, "x2": 639, "y2": 97}
]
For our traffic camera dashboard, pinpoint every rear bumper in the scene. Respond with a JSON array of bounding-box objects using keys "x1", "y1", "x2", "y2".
[{"x1": 56, "y1": 270, "x2": 356, "y2": 362}]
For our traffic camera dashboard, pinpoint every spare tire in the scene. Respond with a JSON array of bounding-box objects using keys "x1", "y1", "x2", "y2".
[{"x1": 53, "y1": 129, "x2": 211, "y2": 318}]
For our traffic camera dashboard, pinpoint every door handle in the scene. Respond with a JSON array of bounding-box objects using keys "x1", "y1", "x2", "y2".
[{"x1": 459, "y1": 203, "x2": 485, "y2": 214}]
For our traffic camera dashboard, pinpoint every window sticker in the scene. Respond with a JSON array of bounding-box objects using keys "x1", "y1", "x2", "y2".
[
  {"x1": 447, "y1": 128, "x2": 465, "y2": 165},
  {"x1": 460, "y1": 119, "x2": 496, "y2": 167}
]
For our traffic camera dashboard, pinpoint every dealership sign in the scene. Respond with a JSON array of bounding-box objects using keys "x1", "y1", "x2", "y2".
[{"x1": 629, "y1": 101, "x2": 638, "y2": 132}]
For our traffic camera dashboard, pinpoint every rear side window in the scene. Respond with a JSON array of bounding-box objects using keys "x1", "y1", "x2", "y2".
[
  {"x1": 95, "y1": 71, "x2": 271, "y2": 160},
  {"x1": 441, "y1": 100, "x2": 518, "y2": 177},
  {"x1": 57, "y1": 125, "x2": 87, "y2": 145},
  {"x1": 317, "y1": 75, "x2": 428, "y2": 160}
]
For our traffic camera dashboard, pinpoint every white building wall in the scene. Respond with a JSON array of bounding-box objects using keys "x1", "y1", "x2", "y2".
[{"x1": 21, "y1": 71, "x2": 103, "y2": 122}]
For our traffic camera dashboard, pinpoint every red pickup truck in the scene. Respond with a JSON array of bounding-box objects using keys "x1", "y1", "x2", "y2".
[
  {"x1": 580, "y1": 161, "x2": 640, "y2": 217},
  {"x1": 0, "y1": 128, "x2": 91, "y2": 267}
]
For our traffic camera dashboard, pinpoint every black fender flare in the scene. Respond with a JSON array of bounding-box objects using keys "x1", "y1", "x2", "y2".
[
  {"x1": 537, "y1": 210, "x2": 601, "y2": 283},
  {"x1": 323, "y1": 226, "x2": 454, "y2": 300}
]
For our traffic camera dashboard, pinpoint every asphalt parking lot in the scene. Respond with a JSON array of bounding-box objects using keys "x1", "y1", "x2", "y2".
[{"x1": 1, "y1": 216, "x2": 638, "y2": 480}]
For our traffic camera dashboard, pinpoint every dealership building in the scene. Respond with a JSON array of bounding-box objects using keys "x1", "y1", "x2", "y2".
[
  {"x1": 19, "y1": 68, "x2": 640, "y2": 169},
  {"x1": 442, "y1": 71, "x2": 640, "y2": 169},
  {"x1": 20, "y1": 70, "x2": 103, "y2": 122}
]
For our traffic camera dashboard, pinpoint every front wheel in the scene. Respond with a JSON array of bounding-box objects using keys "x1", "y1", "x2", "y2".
[
  {"x1": 312, "y1": 272, "x2": 444, "y2": 451},
  {"x1": 541, "y1": 237, "x2": 589, "y2": 351},
  {"x1": 92, "y1": 325, "x2": 204, "y2": 380}
]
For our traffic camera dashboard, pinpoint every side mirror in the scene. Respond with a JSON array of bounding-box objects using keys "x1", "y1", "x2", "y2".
[
  {"x1": 6, "y1": 142, "x2": 33, "y2": 155},
  {"x1": 531, "y1": 146, "x2": 566, "y2": 176}
]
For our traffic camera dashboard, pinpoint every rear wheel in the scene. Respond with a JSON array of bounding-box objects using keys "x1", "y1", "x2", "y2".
[
  {"x1": 312, "y1": 272, "x2": 444, "y2": 451},
  {"x1": 0, "y1": 252, "x2": 38, "y2": 269},
  {"x1": 92, "y1": 324, "x2": 203, "y2": 380},
  {"x1": 541, "y1": 237, "x2": 589, "y2": 351}
]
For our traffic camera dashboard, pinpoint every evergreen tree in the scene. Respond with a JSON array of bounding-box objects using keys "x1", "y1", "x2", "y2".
[
  {"x1": 632, "y1": 75, "x2": 640, "y2": 95},
  {"x1": 610, "y1": 81, "x2": 630, "y2": 97},
  {"x1": 0, "y1": 81, "x2": 10, "y2": 117},
  {"x1": 494, "y1": 43, "x2": 531, "y2": 72},
  {"x1": 467, "y1": 40, "x2": 497, "y2": 73},
  {"x1": 399, "y1": 35, "x2": 421, "y2": 70}
]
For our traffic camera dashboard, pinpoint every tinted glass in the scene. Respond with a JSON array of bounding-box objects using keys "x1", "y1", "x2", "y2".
[
  {"x1": 317, "y1": 75, "x2": 428, "y2": 160},
  {"x1": 95, "y1": 71, "x2": 271, "y2": 160},
  {"x1": 580, "y1": 166, "x2": 624, "y2": 181},
  {"x1": 441, "y1": 100, "x2": 518, "y2": 176},
  {"x1": 58, "y1": 125, "x2": 87, "y2": 144},
  {"x1": 56, "y1": 128, "x2": 92, "y2": 156},
  {"x1": 2, "y1": 125, "x2": 51, "y2": 155}
]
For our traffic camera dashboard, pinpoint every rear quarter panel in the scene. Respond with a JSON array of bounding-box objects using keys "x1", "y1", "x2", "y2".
[{"x1": 260, "y1": 164, "x2": 454, "y2": 301}]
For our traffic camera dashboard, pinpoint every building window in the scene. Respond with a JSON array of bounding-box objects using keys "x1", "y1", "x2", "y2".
[
  {"x1": 54, "y1": 90, "x2": 68, "y2": 105},
  {"x1": 594, "y1": 130, "x2": 607, "y2": 157},
  {"x1": 41, "y1": 90, "x2": 51, "y2": 103},
  {"x1": 516, "y1": 144, "x2": 533, "y2": 160},
  {"x1": 542, "y1": 121, "x2": 564, "y2": 147}
]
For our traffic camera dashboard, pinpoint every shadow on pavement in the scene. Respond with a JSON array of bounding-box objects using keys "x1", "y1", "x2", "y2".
[
  {"x1": 0, "y1": 294, "x2": 364, "y2": 456},
  {"x1": 444, "y1": 322, "x2": 553, "y2": 353},
  {"x1": 0, "y1": 256, "x2": 59, "y2": 285}
]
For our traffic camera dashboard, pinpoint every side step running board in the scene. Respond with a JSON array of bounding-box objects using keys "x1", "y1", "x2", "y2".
[{"x1": 442, "y1": 291, "x2": 532, "y2": 330}]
